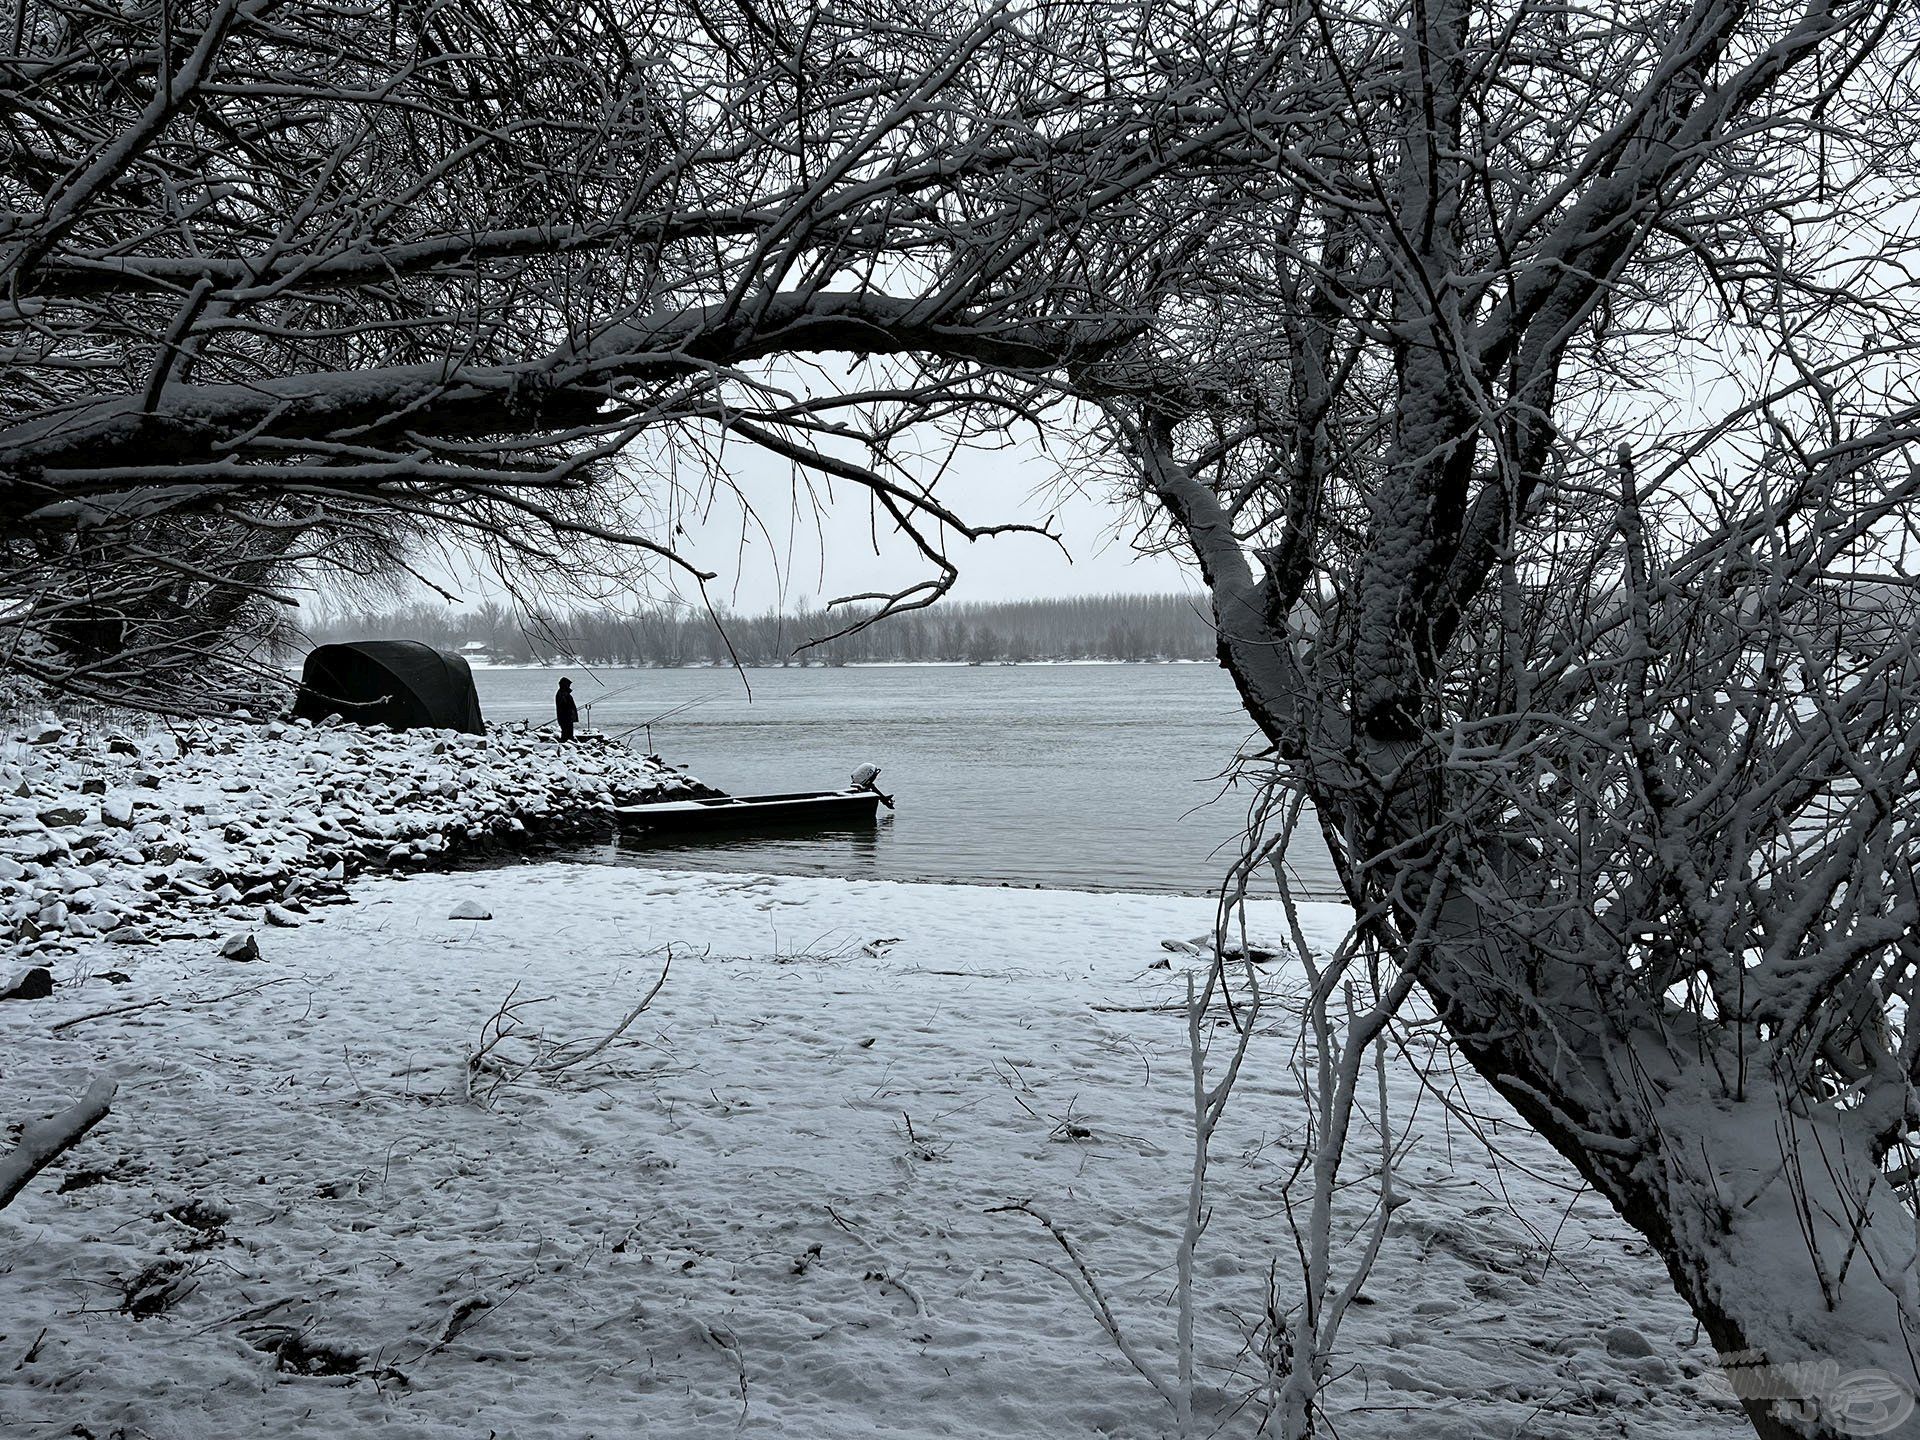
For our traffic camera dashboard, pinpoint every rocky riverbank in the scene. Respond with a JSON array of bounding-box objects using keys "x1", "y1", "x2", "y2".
[{"x1": 0, "y1": 714, "x2": 706, "y2": 961}]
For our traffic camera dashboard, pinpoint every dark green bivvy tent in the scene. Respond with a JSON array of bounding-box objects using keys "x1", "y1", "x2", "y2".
[{"x1": 292, "y1": 641, "x2": 486, "y2": 734}]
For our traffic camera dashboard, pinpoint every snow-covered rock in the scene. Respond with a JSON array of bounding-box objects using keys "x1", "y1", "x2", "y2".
[
  {"x1": 219, "y1": 932, "x2": 260, "y2": 963},
  {"x1": 0, "y1": 964, "x2": 52, "y2": 1000},
  {"x1": 0, "y1": 719, "x2": 699, "y2": 958},
  {"x1": 1605, "y1": 1325, "x2": 1656, "y2": 1358},
  {"x1": 447, "y1": 900, "x2": 492, "y2": 920}
]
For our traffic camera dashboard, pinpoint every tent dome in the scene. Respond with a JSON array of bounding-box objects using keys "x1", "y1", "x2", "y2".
[{"x1": 291, "y1": 641, "x2": 485, "y2": 734}]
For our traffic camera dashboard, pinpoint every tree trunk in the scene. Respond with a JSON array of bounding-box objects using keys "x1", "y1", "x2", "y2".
[
  {"x1": 1601, "y1": 1084, "x2": 1920, "y2": 1440},
  {"x1": 1401, "y1": 836, "x2": 1920, "y2": 1440},
  {"x1": 1180, "y1": 537, "x2": 1920, "y2": 1436}
]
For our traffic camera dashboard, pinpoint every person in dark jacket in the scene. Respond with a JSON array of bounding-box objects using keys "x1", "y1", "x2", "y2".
[{"x1": 555, "y1": 677, "x2": 579, "y2": 741}]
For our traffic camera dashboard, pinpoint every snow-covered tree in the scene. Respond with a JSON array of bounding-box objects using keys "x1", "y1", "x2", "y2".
[
  {"x1": 0, "y1": 0, "x2": 1144, "y2": 705},
  {"x1": 7, "y1": 1, "x2": 1920, "y2": 1434},
  {"x1": 1081, "y1": 4, "x2": 1920, "y2": 1436}
]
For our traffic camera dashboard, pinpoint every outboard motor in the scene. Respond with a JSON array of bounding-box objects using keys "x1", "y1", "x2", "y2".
[{"x1": 851, "y1": 762, "x2": 895, "y2": 808}]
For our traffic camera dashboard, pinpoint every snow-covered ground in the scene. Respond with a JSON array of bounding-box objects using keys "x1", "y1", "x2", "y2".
[
  {"x1": 1, "y1": 716, "x2": 696, "y2": 959},
  {"x1": 1, "y1": 864, "x2": 1746, "y2": 1438}
]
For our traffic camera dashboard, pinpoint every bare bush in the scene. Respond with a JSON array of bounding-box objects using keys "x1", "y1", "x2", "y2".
[{"x1": 465, "y1": 953, "x2": 672, "y2": 1107}]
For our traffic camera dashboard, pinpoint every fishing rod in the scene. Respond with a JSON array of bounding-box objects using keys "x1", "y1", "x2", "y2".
[
  {"x1": 577, "y1": 673, "x2": 685, "y2": 733},
  {"x1": 597, "y1": 689, "x2": 724, "y2": 751},
  {"x1": 577, "y1": 674, "x2": 652, "y2": 717}
]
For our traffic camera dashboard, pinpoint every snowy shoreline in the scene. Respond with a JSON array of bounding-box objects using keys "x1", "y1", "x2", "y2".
[
  {"x1": 0, "y1": 717, "x2": 1746, "y2": 1436},
  {"x1": 0, "y1": 863, "x2": 1744, "y2": 1438},
  {"x1": 1, "y1": 714, "x2": 705, "y2": 963}
]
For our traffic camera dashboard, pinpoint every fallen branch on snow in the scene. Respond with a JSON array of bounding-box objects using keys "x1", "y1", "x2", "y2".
[
  {"x1": 465, "y1": 949, "x2": 677, "y2": 1105},
  {"x1": 988, "y1": 1198, "x2": 1179, "y2": 1410},
  {"x1": 51, "y1": 977, "x2": 293, "y2": 1033},
  {"x1": 0, "y1": 1077, "x2": 117, "y2": 1210}
]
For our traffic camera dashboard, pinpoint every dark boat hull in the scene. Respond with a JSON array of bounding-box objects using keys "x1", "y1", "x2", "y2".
[{"x1": 614, "y1": 788, "x2": 883, "y2": 834}]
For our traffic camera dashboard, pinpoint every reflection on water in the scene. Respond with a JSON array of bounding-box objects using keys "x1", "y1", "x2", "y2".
[
  {"x1": 472, "y1": 663, "x2": 1341, "y2": 897},
  {"x1": 611, "y1": 815, "x2": 888, "y2": 879}
]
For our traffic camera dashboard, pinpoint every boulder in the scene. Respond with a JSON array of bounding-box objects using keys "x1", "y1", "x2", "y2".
[
  {"x1": 1, "y1": 965, "x2": 53, "y2": 1000},
  {"x1": 1603, "y1": 1325, "x2": 1655, "y2": 1359},
  {"x1": 219, "y1": 932, "x2": 261, "y2": 962},
  {"x1": 448, "y1": 900, "x2": 492, "y2": 921}
]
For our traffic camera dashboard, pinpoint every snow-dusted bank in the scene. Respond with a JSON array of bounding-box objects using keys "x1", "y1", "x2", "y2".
[
  {"x1": 0, "y1": 863, "x2": 1746, "y2": 1438},
  {"x1": 0, "y1": 715, "x2": 701, "y2": 959}
]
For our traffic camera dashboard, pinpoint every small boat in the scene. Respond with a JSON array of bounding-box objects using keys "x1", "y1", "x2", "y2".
[{"x1": 614, "y1": 788, "x2": 884, "y2": 834}]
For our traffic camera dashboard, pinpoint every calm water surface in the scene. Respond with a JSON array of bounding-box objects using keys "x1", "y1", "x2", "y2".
[{"x1": 472, "y1": 663, "x2": 1339, "y2": 897}]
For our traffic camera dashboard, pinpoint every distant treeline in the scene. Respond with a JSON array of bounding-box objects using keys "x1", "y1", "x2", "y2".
[{"x1": 307, "y1": 593, "x2": 1219, "y2": 666}]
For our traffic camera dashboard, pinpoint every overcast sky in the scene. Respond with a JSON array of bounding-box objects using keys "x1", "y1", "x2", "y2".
[
  {"x1": 348, "y1": 429, "x2": 1197, "y2": 620},
  {"x1": 675, "y1": 437, "x2": 1192, "y2": 612}
]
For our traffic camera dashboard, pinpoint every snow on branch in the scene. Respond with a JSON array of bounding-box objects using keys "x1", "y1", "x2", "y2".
[{"x1": 0, "y1": 1077, "x2": 117, "y2": 1212}]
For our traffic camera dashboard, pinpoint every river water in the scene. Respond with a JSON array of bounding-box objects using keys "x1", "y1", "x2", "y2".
[{"x1": 471, "y1": 663, "x2": 1340, "y2": 898}]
